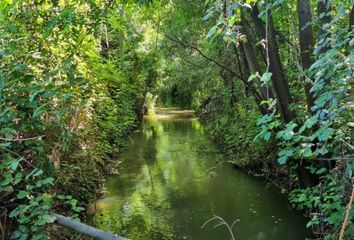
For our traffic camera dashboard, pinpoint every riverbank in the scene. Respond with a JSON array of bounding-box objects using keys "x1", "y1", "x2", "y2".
[{"x1": 196, "y1": 102, "x2": 353, "y2": 239}]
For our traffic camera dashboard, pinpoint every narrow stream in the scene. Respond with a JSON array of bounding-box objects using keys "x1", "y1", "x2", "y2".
[{"x1": 93, "y1": 108, "x2": 308, "y2": 240}]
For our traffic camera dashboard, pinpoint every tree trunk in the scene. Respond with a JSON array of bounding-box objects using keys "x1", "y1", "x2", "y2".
[
  {"x1": 296, "y1": 163, "x2": 317, "y2": 188},
  {"x1": 250, "y1": 4, "x2": 316, "y2": 187},
  {"x1": 350, "y1": 6, "x2": 354, "y2": 31},
  {"x1": 317, "y1": 0, "x2": 331, "y2": 55},
  {"x1": 297, "y1": 0, "x2": 315, "y2": 112},
  {"x1": 233, "y1": 42, "x2": 247, "y2": 80},
  {"x1": 238, "y1": 43, "x2": 270, "y2": 115},
  {"x1": 240, "y1": 18, "x2": 274, "y2": 100},
  {"x1": 220, "y1": 44, "x2": 238, "y2": 105},
  {"x1": 251, "y1": 5, "x2": 293, "y2": 123}
]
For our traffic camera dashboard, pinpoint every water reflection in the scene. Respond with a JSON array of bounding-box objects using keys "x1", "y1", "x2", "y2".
[{"x1": 94, "y1": 108, "x2": 308, "y2": 240}]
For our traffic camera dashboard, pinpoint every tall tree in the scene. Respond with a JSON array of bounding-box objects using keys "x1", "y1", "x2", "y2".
[
  {"x1": 350, "y1": 6, "x2": 354, "y2": 31},
  {"x1": 297, "y1": 0, "x2": 315, "y2": 111},
  {"x1": 250, "y1": 4, "x2": 293, "y2": 123},
  {"x1": 240, "y1": 14, "x2": 273, "y2": 101},
  {"x1": 317, "y1": 0, "x2": 331, "y2": 55}
]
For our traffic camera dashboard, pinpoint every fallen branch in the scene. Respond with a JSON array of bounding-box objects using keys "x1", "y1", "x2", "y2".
[
  {"x1": 53, "y1": 214, "x2": 128, "y2": 240},
  {"x1": 339, "y1": 185, "x2": 354, "y2": 240},
  {"x1": 0, "y1": 135, "x2": 45, "y2": 141}
]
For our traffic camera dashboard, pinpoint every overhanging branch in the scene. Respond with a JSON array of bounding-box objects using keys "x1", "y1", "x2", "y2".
[{"x1": 163, "y1": 33, "x2": 246, "y2": 82}]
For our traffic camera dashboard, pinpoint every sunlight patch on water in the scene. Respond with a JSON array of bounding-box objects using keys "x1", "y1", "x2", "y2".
[{"x1": 144, "y1": 107, "x2": 196, "y2": 121}]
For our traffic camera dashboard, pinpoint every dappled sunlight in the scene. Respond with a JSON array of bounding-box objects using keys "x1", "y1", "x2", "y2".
[{"x1": 144, "y1": 108, "x2": 197, "y2": 121}]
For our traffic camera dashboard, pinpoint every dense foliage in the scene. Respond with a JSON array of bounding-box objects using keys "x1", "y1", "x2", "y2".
[
  {"x1": 154, "y1": 0, "x2": 354, "y2": 239},
  {"x1": 0, "y1": 0, "x2": 157, "y2": 239},
  {"x1": 1, "y1": 0, "x2": 353, "y2": 239}
]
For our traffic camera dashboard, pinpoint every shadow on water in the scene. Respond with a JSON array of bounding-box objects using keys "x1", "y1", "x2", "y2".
[{"x1": 93, "y1": 107, "x2": 309, "y2": 240}]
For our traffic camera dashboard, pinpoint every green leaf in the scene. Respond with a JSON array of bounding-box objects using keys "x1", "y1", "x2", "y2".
[
  {"x1": 41, "y1": 91, "x2": 56, "y2": 99},
  {"x1": 2, "y1": 175, "x2": 13, "y2": 186},
  {"x1": 0, "y1": 142, "x2": 11, "y2": 147},
  {"x1": 25, "y1": 168, "x2": 42, "y2": 180},
  {"x1": 280, "y1": 122, "x2": 297, "y2": 141},
  {"x1": 0, "y1": 50, "x2": 6, "y2": 58},
  {"x1": 14, "y1": 172, "x2": 23, "y2": 184},
  {"x1": 318, "y1": 127, "x2": 334, "y2": 141},
  {"x1": 315, "y1": 168, "x2": 327, "y2": 175},
  {"x1": 11, "y1": 231, "x2": 21, "y2": 239},
  {"x1": 56, "y1": 107, "x2": 67, "y2": 118},
  {"x1": 9, "y1": 208, "x2": 20, "y2": 217},
  {"x1": 263, "y1": 131, "x2": 270, "y2": 141},
  {"x1": 345, "y1": 164, "x2": 353, "y2": 179},
  {"x1": 57, "y1": 195, "x2": 66, "y2": 200},
  {"x1": 10, "y1": 158, "x2": 23, "y2": 171},
  {"x1": 40, "y1": 214, "x2": 57, "y2": 224},
  {"x1": 17, "y1": 191, "x2": 29, "y2": 199},
  {"x1": 42, "y1": 177, "x2": 54, "y2": 185},
  {"x1": 305, "y1": 115, "x2": 318, "y2": 129},
  {"x1": 303, "y1": 148, "x2": 312, "y2": 158},
  {"x1": 203, "y1": 11, "x2": 213, "y2": 21},
  {"x1": 4, "y1": 186, "x2": 13, "y2": 192},
  {"x1": 62, "y1": 93, "x2": 74, "y2": 100},
  {"x1": 248, "y1": 73, "x2": 259, "y2": 82},
  {"x1": 278, "y1": 156, "x2": 287, "y2": 165},
  {"x1": 33, "y1": 169, "x2": 44, "y2": 177},
  {"x1": 29, "y1": 90, "x2": 45, "y2": 103},
  {"x1": 32, "y1": 104, "x2": 47, "y2": 119},
  {"x1": 282, "y1": 130, "x2": 294, "y2": 141},
  {"x1": 260, "y1": 72, "x2": 272, "y2": 84},
  {"x1": 206, "y1": 26, "x2": 217, "y2": 38},
  {"x1": 327, "y1": 212, "x2": 341, "y2": 225},
  {"x1": 277, "y1": 149, "x2": 294, "y2": 165}
]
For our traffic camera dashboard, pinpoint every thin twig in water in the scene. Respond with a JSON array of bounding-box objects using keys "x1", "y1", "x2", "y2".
[{"x1": 201, "y1": 215, "x2": 239, "y2": 240}]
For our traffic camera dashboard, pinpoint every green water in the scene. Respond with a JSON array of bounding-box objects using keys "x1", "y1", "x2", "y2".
[{"x1": 93, "y1": 108, "x2": 308, "y2": 240}]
